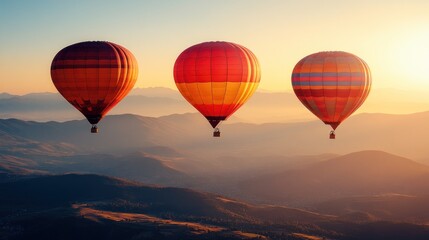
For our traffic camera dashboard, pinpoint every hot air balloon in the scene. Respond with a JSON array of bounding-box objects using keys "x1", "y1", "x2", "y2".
[
  {"x1": 291, "y1": 51, "x2": 371, "y2": 139},
  {"x1": 173, "y1": 41, "x2": 260, "y2": 137},
  {"x1": 51, "y1": 41, "x2": 138, "y2": 133}
]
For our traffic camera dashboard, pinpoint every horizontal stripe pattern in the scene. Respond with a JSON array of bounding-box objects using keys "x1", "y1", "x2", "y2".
[
  {"x1": 51, "y1": 41, "x2": 138, "y2": 124},
  {"x1": 292, "y1": 72, "x2": 364, "y2": 77},
  {"x1": 175, "y1": 82, "x2": 259, "y2": 119},
  {"x1": 174, "y1": 42, "x2": 260, "y2": 83},
  {"x1": 292, "y1": 81, "x2": 365, "y2": 86},
  {"x1": 51, "y1": 64, "x2": 133, "y2": 70},
  {"x1": 174, "y1": 42, "x2": 260, "y2": 124},
  {"x1": 292, "y1": 51, "x2": 371, "y2": 129}
]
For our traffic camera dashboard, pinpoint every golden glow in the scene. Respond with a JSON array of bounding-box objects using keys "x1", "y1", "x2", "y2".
[
  {"x1": 391, "y1": 29, "x2": 429, "y2": 86},
  {"x1": 175, "y1": 82, "x2": 259, "y2": 106},
  {"x1": 1, "y1": 1, "x2": 429, "y2": 96}
]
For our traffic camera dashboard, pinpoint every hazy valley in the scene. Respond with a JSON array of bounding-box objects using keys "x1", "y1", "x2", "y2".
[{"x1": 2, "y1": 89, "x2": 429, "y2": 239}]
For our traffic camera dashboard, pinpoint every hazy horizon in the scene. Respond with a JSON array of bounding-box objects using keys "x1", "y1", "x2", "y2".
[
  {"x1": 1, "y1": 0, "x2": 429, "y2": 95},
  {"x1": 2, "y1": 87, "x2": 429, "y2": 125}
]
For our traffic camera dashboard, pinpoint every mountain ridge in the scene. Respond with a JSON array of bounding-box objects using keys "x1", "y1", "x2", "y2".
[
  {"x1": 2, "y1": 110, "x2": 429, "y2": 158},
  {"x1": 239, "y1": 150, "x2": 429, "y2": 205},
  {"x1": 4, "y1": 87, "x2": 429, "y2": 123},
  {"x1": 2, "y1": 173, "x2": 429, "y2": 240}
]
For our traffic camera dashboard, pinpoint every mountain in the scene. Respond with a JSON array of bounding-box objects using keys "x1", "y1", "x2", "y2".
[
  {"x1": 197, "y1": 111, "x2": 429, "y2": 160},
  {"x1": 0, "y1": 150, "x2": 194, "y2": 187},
  {"x1": 0, "y1": 174, "x2": 332, "y2": 240},
  {"x1": 0, "y1": 119, "x2": 194, "y2": 186},
  {"x1": 0, "y1": 126, "x2": 75, "y2": 157},
  {"x1": 2, "y1": 174, "x2": 429, "y2": 240},
  {"x1": 0, "y1": 90, "x2": 329, "y2": 123},
  {"x1": 0, "y1": 155, "x2": 48, "y2": 175},
  {"x1": 0, "y1": 92, "x2": 16, "y2": 99},
  {"x1": 52, "y1": 152, "x2": 192, "y2": 186},
  {"x1": 0, "y1": 92, "x2": 81, "y2": 121},
  {"x1": 2, "y1": 110, "x2": 429, "y2": 165},
  {"x1": 4, "y1": 115, "x2": 429, "y2": 211},
  {"x1": 0, "y1": 174, "x2": 331, "y2": 222},
  {"x1": 0, "y1": 91, "x2": 194, "y2": 122},
  {"x1": 0, "y1": 114, "x2": 181, "y2": 153},
  {"x1": 239, "y1": 151, "x2": 429, "y2": 205},
  {"x1": 0, "y1": 113, "x2": 224, "y2": 156},
  {"x1": 3, "y1": 87, "x2": 429, "y2": 123},
  {"x1": 314, "y1": 194, "x2": 429, "y2": 223}
]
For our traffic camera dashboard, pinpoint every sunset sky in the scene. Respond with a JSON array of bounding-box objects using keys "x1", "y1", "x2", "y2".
[{"x1": 1, "y1": 0, "x2": 428, "y2": 95}]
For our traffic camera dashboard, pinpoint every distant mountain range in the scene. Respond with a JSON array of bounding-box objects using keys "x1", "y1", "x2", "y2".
[
  {"x1": 0, "y1": 149, "x2": 193, "y2": 187},
  {"x1": 0, "y1": 92, "x2": 15, "y2": 99},
  {"x1": 2, "y1": 104, "x2": 429, "y2": 236},
  {"x1": 1, "y1": 110, "x2": 429, "y2": 160},
  {"x1": 3, "y1": 87, "x2": 429, "y2": 123},
  {"x1": 2, "y1": 173, "x2": 429, "y2": 240},
  {"x1": 2, "y1": 113, "x2": 429, "y2": 207},
  {"x1": 0, "y1": 88, "x2": 193, "y2": 122}
]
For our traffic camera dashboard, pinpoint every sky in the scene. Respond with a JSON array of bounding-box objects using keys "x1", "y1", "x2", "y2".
[{"x1": 1, "y1": 0, "x2": 429, "y2": 95}]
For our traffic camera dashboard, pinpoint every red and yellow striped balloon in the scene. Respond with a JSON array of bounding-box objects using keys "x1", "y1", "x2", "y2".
[
  {"x1": 292, "y1": 51, "x2": 371, "y2": 138},
  {"x1": 174, "y1": 41, "x2": 260, "y2": 135},
  {"x1": 51, "y1": 41, "x2": 138, "y2": 133}
]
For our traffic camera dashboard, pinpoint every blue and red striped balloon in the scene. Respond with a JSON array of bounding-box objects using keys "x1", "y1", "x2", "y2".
[{"x1": 292, "y1": 51, "x2": 371, "y2": 138}]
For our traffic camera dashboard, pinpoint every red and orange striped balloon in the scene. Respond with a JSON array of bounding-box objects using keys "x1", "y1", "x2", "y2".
[
  {"x1": 51, "y1": 41, "x2": 138, "y2": 133},
  {"x1": 292, "y1": 51, "x2": 371, "y2": 139},
  {"x1": 173, "y1": 41, "x2": 260, "y2": 136}
]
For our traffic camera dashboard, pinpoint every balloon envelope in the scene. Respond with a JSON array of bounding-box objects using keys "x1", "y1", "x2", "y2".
[
  {"x1": 51, "y1": 41, "x2": 138, "y2": 131},
  {"x1": 292, "y1": 51, "x2": 371, "y2": 132},
  {"x1": 173, "y1": 41, "x2": 260, "y2": 129}
]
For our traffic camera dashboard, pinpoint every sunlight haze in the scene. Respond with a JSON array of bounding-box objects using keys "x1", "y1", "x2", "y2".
[{"x1": 1, "y1": 0, "x2": 428, "y2": 98}]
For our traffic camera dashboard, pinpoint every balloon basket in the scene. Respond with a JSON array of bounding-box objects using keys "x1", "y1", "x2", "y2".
[
  {"x1": 213, "y1": 128, "x2": 221, "y2": 137},
  {"x1": 329, "y1": 131, "x2": 335, "y2": 139},
  {"x1": 91, "y1": 125, "x2": 98, "y2": 133}
]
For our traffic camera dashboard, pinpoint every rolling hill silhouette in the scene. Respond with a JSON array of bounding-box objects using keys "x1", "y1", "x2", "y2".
[
  {"x1": 2, "y1": 111, "x2": 429, "y2": 159},
  {"x1": 240, "y1": 151, "x2": 429, "y2": 205},
  {"x1": 3, "y1": 88, "x2": 429, "y2": 123},
  {"x1": 2, "y1": 173, "x2": 429, "y2": 240},
  {"x1": 0, "y1": 92, "x2": 15, "y2": 99},
  {"x1": 315, "y1": 194, "x2": 429, "y2": 223},
  {"x1": 0, "y1": 151, "x2": 193, "y2": 187},
  {"x1": 3, "y1": 113, "x2": 429, "y2": 199},
  {"x1": 0, "y1": 173, "x2": 331, "y2": 222},
  {"x1": 0, "y1": 174, "x2": 273, "y2": 240},
  {"x1": 0, "y1": 88, "x2": 193, "y2": 122}
]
